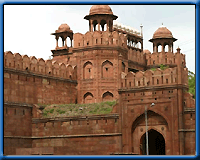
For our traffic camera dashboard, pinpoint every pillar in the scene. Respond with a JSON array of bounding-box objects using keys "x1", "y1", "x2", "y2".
[
  {"x1": 71, "y1": 39, "x2": 72, "y2": 47},
  {"x1": 169, "y1": 45, "x2": 172, "y2": 52},
  {"x1": 90, "y1": 20, "x2": 93, "y2": 32},
  {"x1": 65, "y1": 38, "x2": 67, "y2": 47},
  {"x1": 106, "y1": 20, "x2": 109, "y2": 31},
  {"x1": 62, "y1": 38, "x2": 64, "y2": 47},
  {"x1": 98, "y1": 23, "x2": 100, "y2": 31},
  {"x1": 162, "y1": 44, "x2": 165, "y2": 52},
  {"x1": 56, "y1": 38, "x2": 58, "y2": 48},
  {"x1": 155, "y1": 43, "x2": 158, "y2": 52}
]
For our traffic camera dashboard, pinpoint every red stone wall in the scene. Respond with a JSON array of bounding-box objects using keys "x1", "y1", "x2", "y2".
[
  {"x1": 4, "y1": 103, "x2": 33, "y2": 155},
  {"x1": 32, "y1": 114, "x2": 120, "y2": 137},
  {"x1": 4, "y1": 138, "x2": 32, "y2": 155},
  {"x1": 30, "y1": 136, "x2": 121, "y2": 155},
  {"x1": 4, "y1": 51, "x2": 77, "y2": 105},
  {"x1": 29, "y1": 114, "x2": 121, "y2": 155}
]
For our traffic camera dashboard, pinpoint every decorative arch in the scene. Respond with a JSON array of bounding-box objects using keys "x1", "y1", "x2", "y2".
[
  {"x1": 140, "y1": 129, "x2": 166, "y2": 155},
  {"x1": 131, "y1": 110, "x2": 169, "y2": 154},
  {"x1": 84, "y1": 92, "x2": 94, "y2": 104},
  {"x1": 102, "y1": 91, "x2": 114, "y2": 102},
  {"x1": 102, "y1": 60, "x2": 113, "y2": 78},
  {"x1": 157, "y1": 43, "x2": 162, "y2": 52},
  {"x1": 83, "y1": 61, "x2": 93, "y2": 79},
  {"x1": 131, "y1": 110, "x2": 169, "y2": 134}
]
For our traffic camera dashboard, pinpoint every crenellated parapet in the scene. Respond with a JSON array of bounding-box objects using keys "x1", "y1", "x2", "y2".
[
  {"x1": 121, "y1": 67, "x2": 188, "y2": 89},
  {"x1": 73, "y1": 31, "x2": 127, "y2": 49},
  {"x1": 145, "y1": 49, "x2": 186, "y2": 68},
  {"x1": 4, "y1": 51, "x2": 77, "y2": 80}
]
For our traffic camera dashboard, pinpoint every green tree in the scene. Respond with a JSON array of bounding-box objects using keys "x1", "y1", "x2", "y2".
[{"x1": 188, "y1": 71, "x2": 195, "y2": 98}]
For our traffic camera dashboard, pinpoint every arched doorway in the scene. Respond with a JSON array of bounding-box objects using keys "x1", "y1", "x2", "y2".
[{"x1": 140, "y1": 129, "x2": 165, "y2": 155}]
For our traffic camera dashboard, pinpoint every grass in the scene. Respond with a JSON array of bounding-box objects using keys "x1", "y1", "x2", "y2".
[{"x1": 40, "y1": 100, "x2": 117, "y2": 118}]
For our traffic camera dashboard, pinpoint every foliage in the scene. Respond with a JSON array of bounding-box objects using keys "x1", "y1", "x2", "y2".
[
  {"x1": 150, "y1": 64, "x2": 169, "y2": 71},
  {"x1": 150, "y1": 68, "x2": 156, "y2": 71},
  {"x1": 159, "y1": 64, "x2": 169, "y2": 70},
  {"x1": 40, "y1": 100, "x2": 117, "y2": 118},
  {"x1": 49, "y1": 109, "x2": 54, "y2": 113},
  {"x1": 188, "y1": 71, "x2": 195, "y2": 98}
]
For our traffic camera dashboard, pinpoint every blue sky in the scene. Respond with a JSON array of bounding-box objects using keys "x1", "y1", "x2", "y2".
[{"x1": 4, "y1": 5, "x2": 195, "y2": 73}]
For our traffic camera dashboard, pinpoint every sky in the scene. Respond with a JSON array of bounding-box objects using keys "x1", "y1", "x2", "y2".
[{"x1": 4, "y1": 5, "x2": 195, "y2": 73}]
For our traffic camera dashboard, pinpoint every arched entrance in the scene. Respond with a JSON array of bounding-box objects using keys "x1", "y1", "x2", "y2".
[{"x1": 140, "y1": 129, "x2": 165, "y2": 155}]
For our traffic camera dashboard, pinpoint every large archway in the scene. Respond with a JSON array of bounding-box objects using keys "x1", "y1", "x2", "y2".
[
  {"x1": 131, "y1": 110, "x2": 170, "y2": 154},
  {"x1": 140, "y1": 129, "x2": 165, "y2": 155}
]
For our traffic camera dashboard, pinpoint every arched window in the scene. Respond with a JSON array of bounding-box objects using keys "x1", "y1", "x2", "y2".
[
  {"x1": 102, "y1": 60, "x2": 113, "y2": 78},
  {"x1": 157, "y1": 79, "x2": 159, "y2": 84},
  {"x1": 157, "y1": 43, "x2": 162, "y2": 52},
  {"x1": 164, "y1": 44, "x2": 169, "y2": 52},
  {"x1": 58, "y1": 37, "x2": 62, "y2": 47},
  {"x1": 67, "y1": 37, "x2": 71, "y2": 47},
  {"x1": 84, "y1": 92, "x2": 94, "y2": 104},
  {"x1": 83, "y1": 61, "x2": 93, "y2": 79},
  {"x1": 137, "y1": 42, "x2": 142, "y2": 49},
  {"x1": 122, "y1": 62, "x2": 125, "y2": 72},
  {"x1": 102, "y1": 91, "x2": 114, "y2": 102}
]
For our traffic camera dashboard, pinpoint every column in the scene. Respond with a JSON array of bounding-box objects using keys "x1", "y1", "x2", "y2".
[
  {"x1": 162, "y1": 44, "x2": 165, "y2": 52},
  {"x1": 71, "y1": 39, "x2": 72, "y2": 47},
  {"x1": 56, "y1": 38, "x2": 58, "y2": 48},
  {"x1": 65, "y1": 38, "x2": 67, "y2": 47},
  {"x1": 169, "y1": 45, "x2": 172, "y2": 52},
  {"x1": 62, "y1": 38, "x2": 64, "y2": 47},
  {"x1": 98, "y1": 23, "x2": 100, "y2": 31},
  {"x1": 90, "y1": 20, "x2": 93, "y2": 32},
  {"x1": 155, "y1": 44, "x2": 158, "y2": 52}
]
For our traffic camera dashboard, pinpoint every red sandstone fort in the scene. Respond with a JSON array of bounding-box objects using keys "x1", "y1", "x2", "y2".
[{"x1": 4, "y1": 5, "x2": 195, "y2": 155}]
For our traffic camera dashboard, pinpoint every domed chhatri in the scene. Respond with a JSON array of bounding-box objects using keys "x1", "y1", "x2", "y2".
[
  {"x1": 153, "y1": 25, "x2": 173, "y2": 39},
  {"x1": 89, "y1": 5, "x2": 113, "y2": 15},
  {"x1": 149, "y1": 24, "x2": 177, "y2": 53},
  {"x1": 56, "y1": 23, "x2": 71, "y2": 33},
  {"x1": 84, "y1": 5, "x2": 117, "y2": 32}
]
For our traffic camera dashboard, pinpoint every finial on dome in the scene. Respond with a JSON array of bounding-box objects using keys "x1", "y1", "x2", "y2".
[
  {"x1": 177, "y1": 46, "x2": 181, "y2": 53},
  {"x1": 140, "y1": 24, "x2": 143, "y2": 37}
]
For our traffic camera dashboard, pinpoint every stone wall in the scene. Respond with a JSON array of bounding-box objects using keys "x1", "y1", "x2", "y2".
[
  {"x1": 4, "y1": 102, "x2": 33, "y2": 155},
  {"x1": 4, "y1": 51, "x2": 77, "y2": 105}
]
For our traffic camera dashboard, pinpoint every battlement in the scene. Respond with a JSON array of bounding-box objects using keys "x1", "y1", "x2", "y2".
[
  {"x1": 73, "y1": 31, "x2": 127, "y2": 49},
  {"x1": 145, "y1": 50, "x2": 186, "y2": 68},
  {"x1": 121, "y1": 67, "x2": 188, "y2": 89},
  {"x1": 4, "y1": 51, "x2": 77, "y2": 80}
]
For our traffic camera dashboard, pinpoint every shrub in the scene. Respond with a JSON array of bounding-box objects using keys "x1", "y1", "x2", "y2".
[
  {"x1": 105, "y1": 101, "x2": 116, "y2": 106},
  {"x1": 151, "y1": 68, "x2": 156, "y2": 71},
  {"x1": 49, "y1": 109, "x2": 54, "y2": 113},
  {"x1": 59, "y1": 110, "x2": 66, "y2": 114}
]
